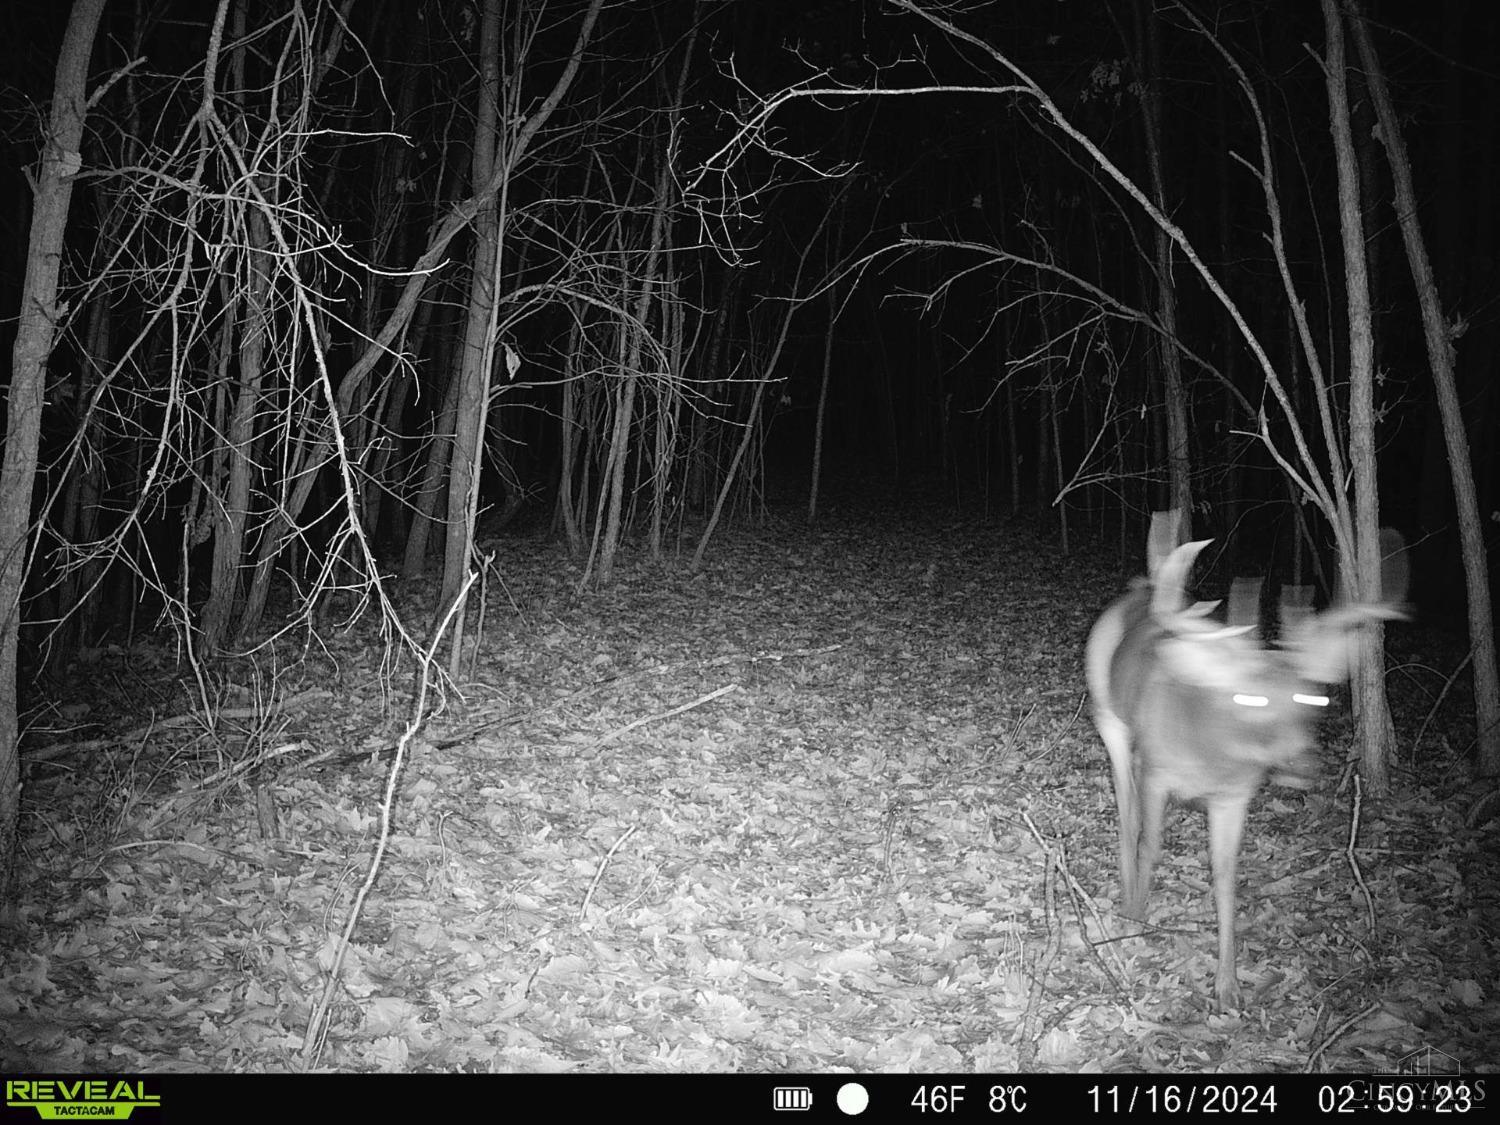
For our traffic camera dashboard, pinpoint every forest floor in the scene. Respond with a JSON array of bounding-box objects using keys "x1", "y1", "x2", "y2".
[{"x1": 2, "y1": 496, "x2": 1494, "y2": 1074}]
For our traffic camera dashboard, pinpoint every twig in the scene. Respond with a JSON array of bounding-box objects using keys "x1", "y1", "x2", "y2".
[
  {"x1": 28, "y1": 689, "x2": 334, "y2": 763},
  {"x1": 135, "y1": 740, "x2": 308, "y2": 836},
  {"x1": 1022, "y1": 811, "x2": 1127, "y2": 993},
  {"x1": 468, "y1": 549, "x2": 495, "y2": 682},
  {"x1": 1411, "y1": 647, "x2": 1471, "y2": 758},
  {"x1": 303, "y1": 570, "x2": 475, "y2": 1070},
  {"x1": 587, "y1": 683, "x2": 739, "y2": 751},
  {"x1": 180, "y1": 534, "x2": 215, "y2": 735},
  {"x1": 1016, "y1": 811, "x2": 1063, "y2": 1067},
  {"x1": 1304, "y1": 1001, "x2": 1379, "y2": 1073},
  {"x1": 1346, "y1": 772, "x2": 1376, "y2": 943},
  {"x1": 579, "y1": 824, "x2": 638, "y2": 923},
  {"x1": 390, "y1": 644, "x2": 841, "y2": 759},
  {"x1": 1002, "y1": 702, "x2": 1036, "y2": 757},
  {"x1": 1027, "y1": 694, "x2": 1085, "y2": 764}
]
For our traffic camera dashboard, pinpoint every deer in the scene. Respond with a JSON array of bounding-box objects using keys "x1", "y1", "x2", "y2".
[{"x1": 1085, "y1": 510, "x2": 1407, "y2": 1009}]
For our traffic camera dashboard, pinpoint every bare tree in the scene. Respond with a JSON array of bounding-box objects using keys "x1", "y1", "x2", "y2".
[
  {"x1": 1348, "y1": 0, "x2": 1499, "y2": 777},
  {"x1": 1321, "y1": 0, "x2": 1398, "y2": 786},
  {"x1": 438, "y1": 0, "x2": 604, "y2": 618},
  {"x1": 1133, "y1": 0, "x2": 1192, "y2": 520},
  {"x1": 0, "y1": 0, "x2": 108, "y2": 924},
  {"x1": 590, "y1": 18, "x2": 699, "y2": 585}
]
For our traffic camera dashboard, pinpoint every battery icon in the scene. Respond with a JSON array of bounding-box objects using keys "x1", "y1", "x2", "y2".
[{"x1": 773, "y1": 1087, "x2": 813, "y2": 1110}]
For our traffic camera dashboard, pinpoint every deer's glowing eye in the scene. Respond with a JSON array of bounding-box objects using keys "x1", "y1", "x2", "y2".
[
  {"x1": 1293, "y1": 693, "x2": 1330, "y2": 707},
  {"x1": 1233, "y1": 693, "x2": 1269, "y2": 707}
]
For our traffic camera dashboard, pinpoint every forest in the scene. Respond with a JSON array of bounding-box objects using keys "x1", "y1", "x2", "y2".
[{"x1": 0, "y1": 0, "x2": 1494, "y2": 1076}]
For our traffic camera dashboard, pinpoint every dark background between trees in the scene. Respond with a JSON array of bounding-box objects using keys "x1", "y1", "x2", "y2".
[{"x1": 1, "y1": 0, "x2": 1496, "y2": 917}]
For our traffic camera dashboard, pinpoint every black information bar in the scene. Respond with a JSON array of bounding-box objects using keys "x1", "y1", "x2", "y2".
[{"x1": 0, "y1": 1073, "x2": 1490, "y2": 1122}]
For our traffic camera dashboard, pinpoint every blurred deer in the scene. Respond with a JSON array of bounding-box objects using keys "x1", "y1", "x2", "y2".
[{"x1": 1085, "y1": 510, "x2": 1407, "y2": 1009}]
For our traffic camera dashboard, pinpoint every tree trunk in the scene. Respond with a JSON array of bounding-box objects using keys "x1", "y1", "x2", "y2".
[
  {"x1": 441, "y1": 0, "x2": 603, "y2": 609},
  {"x1": 439, "y1": 0, "x2": 502, "y2": 617},
  {"x1": 1350, "y1": 1, "x2": 1500, "y2": 776},
  {"x1": 402, "y1": 304, "x2": 460, "y2": 579},
  {"x1": 1051, "y1": 382, "x2": 1068, "y2": 554},
  {"x1": 1006, "y1": 378, "x2": 1020, "y2": 516},
  {"x1": 649, "y1": 261, "x2": 685, "y2": 557},
  {"x1": 56, "y1": 292, "x2": 110, "y2": 652},
  {"x1": 594, "y1": 370, "x2": 638, "y2": 585},
  {"x1": 808, "y1": 283, "x2": 836, "y2": 525},
  {"x1": 0, "y1": 0, "x2": 108, "y2": 926},
  {"x1": 556, "y1": 314, "x2": 584, "y2": 553},
  {"x1": 202, "y1": 206, "x2": 273, "y2": 651},
  {"x1": 1322, "y1": 0, "x2": 1398, "y2": 792},
  {"x1": 234, "y1": 398, "x2": 324, "y2": 641},
  {"x1": 693, "y1": 377, "x2": 768, "y2": 571},
  {"x1": 1136, "y1": 0, "x2": 1193, "y2": 519},
  {"x1": 868, "y1": 302, "x2": 900, "y2": 476},
  {"x1": 364, "y1": 280, "x2": 435, "y2": 548}
]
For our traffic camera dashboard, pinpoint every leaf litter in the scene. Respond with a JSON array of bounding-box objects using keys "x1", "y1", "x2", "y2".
[{"x1": 2, "y1": 506, "x2": 1492, "y2": 1073}]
